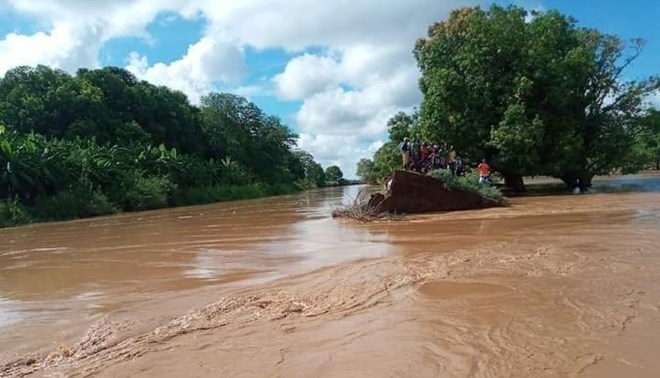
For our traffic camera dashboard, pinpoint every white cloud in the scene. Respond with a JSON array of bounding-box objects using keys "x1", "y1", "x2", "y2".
[
  {"x1": 279, "y1": 47, "x2": 421, "y2": 176},
  {"x1": 6, "y1": 0, "x2": 197, "y2": 39},
  {"x1": 0, "y1": 22, "x2": 102, "y2": 75},
  {"x1": 126, "y1": 34, "x2": 246, "y2": 104},
  {"x1": 298, "y1": 133, "x2": 384, "y2": 178},
  {"x1": 646, "y1": 91, "x2": 660, "y2": 108},
  {"x1": 273, "y1": 54, "x2": 341, "y2": 100},
  {"x1": 295, "y1": 67, "x2": 420, "y2": 139},
  {"x1": 193, "y1": 0, "x2": 475, "y2": 51},
  {"x1": 232, "y1": 84, "x2": 272, "y2": 98}
]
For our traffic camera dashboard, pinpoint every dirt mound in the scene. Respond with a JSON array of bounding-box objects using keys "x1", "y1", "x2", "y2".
[{"x1": 369, "y1": 170, "x2": 500, "y2": 214}]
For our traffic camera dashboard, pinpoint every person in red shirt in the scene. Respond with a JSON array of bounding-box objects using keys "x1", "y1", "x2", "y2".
[
  {"x1": 420, "y1": 143, "x2": 429, "y2": 160},
  {"x1": 477, "y1": 159, "x2": 491, "y2": 184}
]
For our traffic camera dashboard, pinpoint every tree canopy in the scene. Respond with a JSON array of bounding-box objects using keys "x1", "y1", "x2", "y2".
[
  {"x1": 325, "y1": 165, "x2": 344, "y2": 184},
  {"x1": 413, "y1": 5, "x2": 660, "y2": 191},
  {"x1": 0, "y1": 65, "x2": 332, "y2": 227},
  {"x1": 356, "y1": 158, "x2": 375, "y2": 183},
  {"x1": 358, "y1": 109, "x2": 419, "y2": 184}
]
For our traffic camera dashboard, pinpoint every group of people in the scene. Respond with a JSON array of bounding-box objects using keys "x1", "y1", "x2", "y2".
[
  {"x1": 398, "y1": 137, "x2": 493, "y2": 184},
  {"x1": 398, "y1": 137, "x2": 465, "y2": 175}
]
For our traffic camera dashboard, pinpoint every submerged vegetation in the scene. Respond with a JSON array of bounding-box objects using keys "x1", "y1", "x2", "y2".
[
  {"x1": 0, "y1": 66, "x2": 331, "y2": 228},
  {"x1": 331, "y1": 188, "x2": 387, "y2": 222}
]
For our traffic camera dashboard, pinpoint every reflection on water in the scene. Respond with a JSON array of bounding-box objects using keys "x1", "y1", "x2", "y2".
[
  {"x1": 0, "y1": 298, "x2": 23, "y2": 327},
  {"x1": 0, "y1": 185, "x2": 386, "y2": 348},
  {"x1": 592, "y1": 175, "x2": 660, "y2": 193}
]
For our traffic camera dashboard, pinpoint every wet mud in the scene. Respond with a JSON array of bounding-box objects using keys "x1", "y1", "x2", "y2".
[{"x1": 1, "y1": 174, "x2": 660, "y2": 377}]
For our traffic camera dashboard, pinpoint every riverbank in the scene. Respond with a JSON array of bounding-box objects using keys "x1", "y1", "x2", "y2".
[
  {"x1": 2, "y1": 175, "x2": 660, "y2": 377},
  {"x1": 0, "y1": 181, "x2": 309, "y2": 229}
]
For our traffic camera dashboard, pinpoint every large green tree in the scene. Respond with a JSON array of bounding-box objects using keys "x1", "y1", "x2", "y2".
[
  {"x1": 356, "y1": 158, "x2": 375, "y2": 183},
  {"x1": 630, "y1": 108, "x2": 660, "y2": 171},
  {"x1": 365, "y1": 110, "x2": 420, "y2": 183},
  {"x1": 325, "y1": 165, "x2": 344, "y2": 183},
  {"x1": 0, "y1": 64, "x2": 329, "y2": 227},
  {"x1": 0, "y1": 66, "x2": 207, "y2": 155},
  {"x1": 200, "y1": 93, "x2": 298, "y2": 183},
  {"x1": 290, "y1": 150, "x2": 326, "y2": 187},
  {"x1": 414, "y1": 5, "x2": 659, "y2": 191}
]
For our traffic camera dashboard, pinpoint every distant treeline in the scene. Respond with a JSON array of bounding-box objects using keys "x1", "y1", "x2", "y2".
[{"x1": 0, "y1": 65, "x2": 341, "y2": 227}]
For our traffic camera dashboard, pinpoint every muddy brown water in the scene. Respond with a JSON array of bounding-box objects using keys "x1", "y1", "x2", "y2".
[{"x1": 1, "y1": 174, "x2": 660, "y2": 377}]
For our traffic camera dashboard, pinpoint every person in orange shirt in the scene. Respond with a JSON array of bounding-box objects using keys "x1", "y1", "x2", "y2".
[{"x1": 477, "y1": 159, "x2": 491, "y2": 184}]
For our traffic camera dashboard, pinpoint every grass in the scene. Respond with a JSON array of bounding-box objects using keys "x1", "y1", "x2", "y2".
[
  {"x1": 0, "y1": 199, "x2": 32, "y2": 228},
  {"x1": 428, "y1": 169, "x2": 507, "y2": 205}
]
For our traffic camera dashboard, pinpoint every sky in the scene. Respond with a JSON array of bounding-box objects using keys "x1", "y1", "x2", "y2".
[{"x1": 0, "y1": 0, "x2": 658, "y2": 178}]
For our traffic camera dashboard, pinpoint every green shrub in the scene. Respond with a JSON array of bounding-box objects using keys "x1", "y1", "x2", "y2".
[
  {"x1": 0, "y1": 199, "x2": 33, "y2": 227},
  {"x1": 429, "y1": 169, "x2": 506, "y2": 204},
  {"x1": 32, "y1": 187, "x2": 118, "y2": 221},
  {"x1": 115, "y1": 171, "x2": 176, "y2": 211}
]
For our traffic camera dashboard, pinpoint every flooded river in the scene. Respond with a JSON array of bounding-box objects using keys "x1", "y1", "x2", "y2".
[{"x1": 1, "y1": 174, "x2": 660, "y2": 377}]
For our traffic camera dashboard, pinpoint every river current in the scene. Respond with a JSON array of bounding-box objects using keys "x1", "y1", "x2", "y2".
[{"x1": 1, "y1": 173, "x2": 660, "y2": 377}]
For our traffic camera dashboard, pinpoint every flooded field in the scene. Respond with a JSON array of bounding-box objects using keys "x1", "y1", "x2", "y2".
[{"x1": 1, "y1": 173, "x2": 660, "y2": 377}]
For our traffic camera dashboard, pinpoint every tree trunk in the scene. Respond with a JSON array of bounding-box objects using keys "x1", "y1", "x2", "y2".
[
  {"x1": 577, "y1": 174, "x2": 593, "y2": 193},
  {"x1": 503, "y1": 173, "x2": 526, "y2": 193},
  {"x1": 655, "y1": 156, "x2": 659, "y2": 171},
  {"x1": 562, "y1": 174, "x2": 592, "y2": 193},
  {"x1": 560, "y1": 175, "x2": 579, "y2": 192}
]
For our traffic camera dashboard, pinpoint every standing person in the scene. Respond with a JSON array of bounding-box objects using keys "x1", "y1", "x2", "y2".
[
  {"x1": 448, "y1": 145, "x2": 457, "y2": 174},
  {"x1": 398, "y1": 137, "x2": 410, "y2": 169},
  {"x1": 477, "y1": 159, "x2": 491, "y2": 184},
  {"x1": 420, "y1": 142, "x2": 430, "y2": 161},
  {"x1": 411, "y1": 140, "x2": 419, "y2": 158},
  {"x1": 455, "y1": 156, "x2": 465, "y2": 176},
  {"x1": 438, "y1": 143, "x2": 447, "y2": 169}
]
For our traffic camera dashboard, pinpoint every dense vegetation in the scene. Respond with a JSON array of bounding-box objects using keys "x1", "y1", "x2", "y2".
[
  {"x1": 0, "y1": 66, "x2": 330, "y2": 228},
  {"x1": 357, "y1": 5, "x2": 660, "y2": 191},
  {"x1": 429, "y1": 170, "x2": 504, "y2": 204}
]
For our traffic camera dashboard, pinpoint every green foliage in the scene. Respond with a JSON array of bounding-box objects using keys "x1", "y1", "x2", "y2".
[
  {"x1": 31, "y1": 186, "x2": 118, "y2": 221},
  {"x1": 325, "y1": 165, "x2": 343, "y2": 183},
  {"x1": 291, "y1": 150, "x2": 326, "y2": 187},
  {"x1": 200, "y1": 93, "x2": 298, "y2": 183},
  {"x1": 0, "y1": 65, "x2": 328, "y2": 228},
  {"x1": 364, "y1": 110, "x2": 422, "y2": 183},
  {"x1": 387, "y1": 111, "x2": 419, "y2": 143},
  {"x1": 356, "y1": 158, "x2": 376, "y2": 183},
  {"x1": 414, "y1": 5, "x2": 660, "y2": 190},
  {"x1": 113, "y1": 171, "x2": 175, "y2": 211},
  {"x1": 490, "y1": 103, "x2": 544, "y2": 174},
  {"x1": 0, "y1": 199, "x2": 32, "y2": 227},
  {"x1": 429, "y1": 170, "x2": 505, "y2": 204},
  {"x1": 628, "y1": 108, "x2": 660, "y2": 172},
  {"x1": 371, "y1": 142, "x2": 402, "y2": 182}
]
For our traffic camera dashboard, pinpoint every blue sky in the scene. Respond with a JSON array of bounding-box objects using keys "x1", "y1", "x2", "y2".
[
  {"x1": 98, "y1": 13, "x2": 306, "y2": 121},
  {"x1": 0, "y1": 0, "x2": 658, "y2": 177}
]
